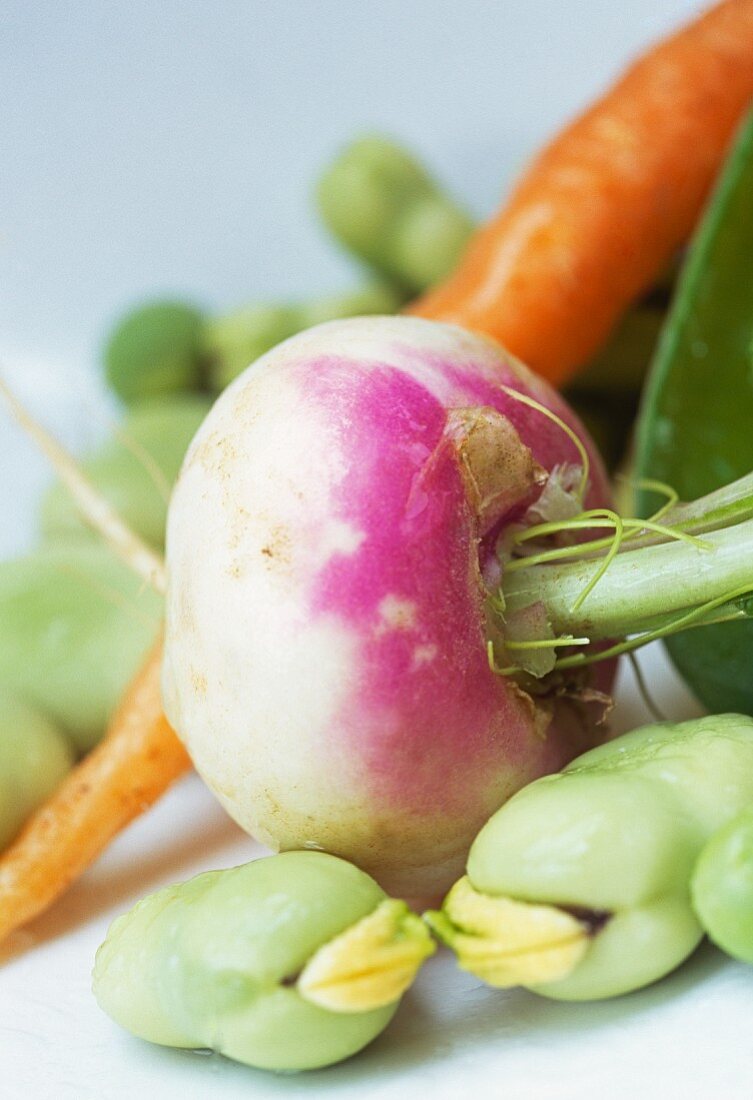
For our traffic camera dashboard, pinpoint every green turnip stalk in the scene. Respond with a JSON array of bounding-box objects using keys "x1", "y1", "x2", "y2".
[{"x1": 496, "y1": 471, "x2": 753, "y2": 677}]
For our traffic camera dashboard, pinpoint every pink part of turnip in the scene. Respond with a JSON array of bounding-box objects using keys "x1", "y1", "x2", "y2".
[{"x1": 162, "y1": 317, "x2": 611, "y2": 896}]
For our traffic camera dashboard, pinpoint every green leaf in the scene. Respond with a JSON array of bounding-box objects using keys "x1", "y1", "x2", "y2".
[{"x1": 635, "y1": 108, "x2": 753, "y2": 713}]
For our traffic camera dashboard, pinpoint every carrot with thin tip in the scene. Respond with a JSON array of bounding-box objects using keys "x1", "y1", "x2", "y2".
[
  {"x1": 0, "y1": 643, "x2": 189, "y2": 944},
  {"x1": 411, "y1": 0, "x2": 753, "y2": 386}
]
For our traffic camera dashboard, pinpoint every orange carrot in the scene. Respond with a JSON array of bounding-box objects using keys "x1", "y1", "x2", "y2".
[
  {"x1": 411, "y1": 0, "x2": 753, "y2": 386},
  {"x1": 0, "y1": 643, "x2": 189, "y2": 944}
]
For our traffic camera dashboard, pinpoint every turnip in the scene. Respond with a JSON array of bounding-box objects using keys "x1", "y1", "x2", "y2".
[{"x1": 162, "y1": 316, "x2": 613, "y2": 896}]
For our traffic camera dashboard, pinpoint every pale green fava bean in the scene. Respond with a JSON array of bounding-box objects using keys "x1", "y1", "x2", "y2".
[
  {"x1": 298, "y1": 281, "x2": 406, "y2": 328},
  {"x1": 0, "y1": 543, "x2": 162, "y2": 753},
  {"x1": 433, "y1": 715, "x2": 753, "y2": 1001},
  {"x1": 93, "y1": 852, "x2": 432, "y2": 1073},
  {"x1": 0, "y1": 687, "x2": 73, "y2": 850},
  {"x1": 691, "y1": 806, "x2": 753, "y2": 964},
  {"x1": 40, "y1": 395, "x2": 212, "y2": 549},
  {"x1": 204, "y1": 281, "x2": 405, "y2": 391},
  {"x1": 104, "y1": 301, "x2": 207, "y2": 404},
  {"x1": 204, "y1": 304, "x2": 300, "y2": 391},
  {"x1": 316, "y1": 135, "x2": 474, "y2": 294}
]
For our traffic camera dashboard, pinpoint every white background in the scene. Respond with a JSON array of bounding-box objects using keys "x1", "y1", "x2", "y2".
[{"x1": 2, "y1": 2, "x2": 752, "y2": 1097}]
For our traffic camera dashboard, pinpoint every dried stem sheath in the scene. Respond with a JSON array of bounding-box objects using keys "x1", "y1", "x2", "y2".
[{"x1": 0, "y1": 374, "x2": 166, "y2": 594}]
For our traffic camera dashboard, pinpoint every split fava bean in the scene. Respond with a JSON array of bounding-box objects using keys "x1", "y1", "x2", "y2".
[
  {"x1": 0, "y1": 687, "x2": 73, "y2": 851},
  {"x1": 40, "y1": 394, "x2": 212, "y2": 550},
  {"x1": 692, "y1": 805, "x2": 753, "y2": 964},
  {"x1": 0, "y1": 543, "x2": 162, "y2": 753},
  {"x1": 427, "y1": 715, "x2": 753, "y2": 1000},
  {"x1": 93, "y1": 851, "x2": 434, "y2": 1073}
]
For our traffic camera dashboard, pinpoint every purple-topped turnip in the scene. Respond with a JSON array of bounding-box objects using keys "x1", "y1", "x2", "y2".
[{"x1": 162, "y1": 316, "x2": 612, "y2": 895}]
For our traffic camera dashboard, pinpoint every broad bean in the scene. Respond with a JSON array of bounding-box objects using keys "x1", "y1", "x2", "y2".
[
  {"x1": 316, "y1": 135, "x2": 474, "y2": 293},
  {"x1": 428, "y1": 715, "x2": 753, "y2": 1000},
  {"x1": 93, "y1": 851, "x2": 434, "y2": 1072},
  {"x1": 0, "y1": 687, "x2": 73, "y2": 850},
  {"x1": 40, "y1": 394, "x2": 211, "y2": 549},
  {"x1": 0, "y1": 543, "x2": 162, "y2": 752},
  {"x1": 691, "y1": 805, "x2": 753, "y2": 964},
  {"x1": 204, "y1": 281, "x2": 404, "y2": 390},
  {"x1": 104, "y1": 301, "x2": 206, "y2": 404}
]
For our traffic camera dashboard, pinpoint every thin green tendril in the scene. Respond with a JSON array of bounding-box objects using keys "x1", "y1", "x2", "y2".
[
  {"x1": 514, "y1": 513, "x2": 708, "y2": 549},
  {"x1": 487, "y1": 636, "x2": 590, "y2": 677},
  {"x1": 504, "y1": 514, "x2": 711, "y2": 572},
  {"x1": 504, "y1": 635, "x2": 590, "y2": 650},
  {"x1": 498, "y1": 385, "x2": 589, "y2": 503},
  {"x1": 487, "y1": 639, "x2": 507, "y2": 675},
  {"x1": 569, "y1": 510, "x2": 625, "y2": 612},
  {"x1": 512, "y1": 513, "x2": 613, "y2": 544},
  {"x1": 487, "y1": 590, "x2": 506, "y2": 617},
  {"x1": 617, "y1": 475, "x2": 679, "y2": 523}
]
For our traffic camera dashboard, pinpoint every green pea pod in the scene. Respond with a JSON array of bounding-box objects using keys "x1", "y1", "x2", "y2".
[
  {"x1": 0, "y1": 687, "x2": 73, "y2": 850},
  {"x1": 0, "y1": 543, "x2": 162, "y2": 753},
  {"x1": 40, "y1": 395, "x2": 211, "y2": 549},
  {"x1": 692, "y1": 805, "x2": 753, "y2": 964},
  {"x1": 635, "y1": 108, "x2": 753, "y2": 713},
  {"x1": 93, "y1": 851, "x2": 434, "y2": 1073},
  {"x1": 427, "y1": 715, "x2": 753, "y2": 1001}
]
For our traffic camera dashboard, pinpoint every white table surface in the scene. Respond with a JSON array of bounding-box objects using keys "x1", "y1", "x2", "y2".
[{"x1": 2, "y1": 2, "x2": 752, "y2": 1097}]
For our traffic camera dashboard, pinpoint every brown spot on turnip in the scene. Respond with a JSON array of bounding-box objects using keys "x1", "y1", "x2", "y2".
[
  {"x1": 193, "y1": 430, "x2": 239, "y2": 481},
  {"x1": 176, "y1": 588, "x2": 196, "y2": 635},
  {"x1": 260, "y1": 524, "x2": 293, "y2": 569},
  {"x1": 227, "y1": 506, "x2": 252, "y2": 552},
  {"x1": 191, "y1": 669, "x2": 207, "y2": 696},
  {"x1": 446, "y1": 407, "x2": 546, "y2": 536}
]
